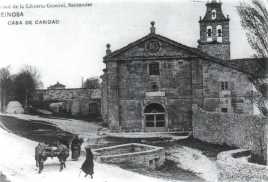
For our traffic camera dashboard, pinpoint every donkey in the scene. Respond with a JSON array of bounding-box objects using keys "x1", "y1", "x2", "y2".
[{"x1": 35, "y1": 141, "x2": 69, "y2": 173}]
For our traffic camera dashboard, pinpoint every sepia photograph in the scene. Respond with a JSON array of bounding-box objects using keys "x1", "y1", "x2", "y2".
[{"x1": 0, "y1": 0, "x2": 267, "y2": 181}]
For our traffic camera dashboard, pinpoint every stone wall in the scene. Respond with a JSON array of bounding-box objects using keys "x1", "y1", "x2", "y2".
[
  {"x1": 167, "y1": 98, "x2": 192, "y2": 131},
  {"x1": 117, "y1": 58, "x2": 194, "y2": 132},
  {"x1": 202, "y1": 60, "x2": 254, "y2": 114},
  {"x1": 192, "y1": 105, "x2": 267, "y2": 159},
  {"x1": 36, "y1": 88, "x2": 101, "y2": 101},
  {"x1": 102, "y1": 54, "x2": 195, "y2": 131},
  {"x1": 217, "y1": 149, "x2": 268, "y2": 181},
  {"x1": 34, "y1": 88, "x2": 101, "y2": 117},
  {"x1": 106, "y1": 61, "x2": 120, "y2": 130},
  {"x1": 102, "y1": 31, "x2": 254, "y2": 132},
  {"x1": 198, "y1": 43, "x2": 230, "y2": 60},
  {"x1": 93, "y1": 144, "x2": 154, "y2": 156},
  {"x1": 101, "y1": 72, "x2": 109, "y2": 125}
]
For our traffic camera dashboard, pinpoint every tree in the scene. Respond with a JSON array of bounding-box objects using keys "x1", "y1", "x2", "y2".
[
  {"x1": 0, "y1": 66, "x2": 13, "y2": 112},
  {"x1": 238, "y1": 0, "x2": 268, "y2": 57},
  {"x1": 237, "y1": 0, "x2": 268, "y2": 115},
  {"x1": 13, "y1": 65, "x2": 42, "y2": 107},
  {"x1": 83, "y1": 77, "x2": 100, "y2": 89}
]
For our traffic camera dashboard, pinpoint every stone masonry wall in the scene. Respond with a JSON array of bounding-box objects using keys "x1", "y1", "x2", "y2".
[
  {"x1": 198, "y1": 43, "x2": 230, "y2": 60},
  {"x1": 192, "y1": 105, "x2": 267, "y2": 159},
  {"x1": 40, "y1": 88, "x2": 101, "y2": 101},
  {"x1": 106, "y1": 61, "x2": 120, "y2": 130},
  {"x1": 117, "y1": 58, "x2": 193, "y2": 131},
  {"x1": 199, "y1": 20, "x2": 230, "y2": 60},
  {"x1": 167, "y1": 98, "x2": 192, "y2": 131},
  {"x1": 217, "y1": 149, "x2": 268, "y2": 181},
  {"x1": 202, "y1": 60, "x2": 254, "y2": 114},
  {"x1": 34, "y1": 88, "x2": 101, "y2": 116},
  {"x1": 94, "y1": 143, "x2": 165, "y2": 169},
  {"x1": 103, "y1": 34, "x2": 254, "y2": 132}
]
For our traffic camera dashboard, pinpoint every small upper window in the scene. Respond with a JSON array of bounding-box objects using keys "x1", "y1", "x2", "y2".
[
  {"x1": 151, "y1": 82, "x2": 159, "y2": 91},
  {"x1": 212, "y1": 9, "x2": 217, "y2": 20},
  {"x1": 217, "y1": 25, "x2": 223, "y2": 42},
  {"x1": 207, "y1": 28, "x2": 212, "y2": 37},
  {"x1": 221, "y1": 81, "x2": 228, "y2": 90},
  {"x1": 217, "y1": 25, "x2": 223, "y2": 37},
  {"x1": 206, "y1": 26, "x2": 212, "y2": 42},
  {"x1": 149, "y1": 62, "x2": 160, "y2": 75},
  {"x1": 217, "y1": 28, "x2": 222, "y2": 37}
]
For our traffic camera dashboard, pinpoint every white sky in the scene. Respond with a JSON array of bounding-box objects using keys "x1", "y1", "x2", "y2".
[{"x1": 0, "y1": 0, "x2": 255, "y2": 88}]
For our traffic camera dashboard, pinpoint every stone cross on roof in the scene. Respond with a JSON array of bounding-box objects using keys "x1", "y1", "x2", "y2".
[{"x1": 150, "y1": 21, "x2": 155, "y2": 34}]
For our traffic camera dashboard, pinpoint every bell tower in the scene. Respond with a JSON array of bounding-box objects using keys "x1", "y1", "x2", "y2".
[{"x1": 198, "y1": 0, "x2": 230, "y2": 60}]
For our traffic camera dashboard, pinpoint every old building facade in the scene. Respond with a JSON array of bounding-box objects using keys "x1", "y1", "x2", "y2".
[
  {"x1": 34, "y1": 85, "x2": 101, "y2": 117},
  {"x1": 47, "y1": 82, "x2": 66, "y2": 90},
  {"x1": 101, "y1": 1, "x2": 256, "y2": 132}
]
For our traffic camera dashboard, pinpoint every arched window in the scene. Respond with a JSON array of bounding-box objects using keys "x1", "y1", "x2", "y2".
[
  {"x1": 212, "y1": 9, "x2": 217, "y2": 20},
  {"x1": 217, "y1": 25, "x2": 223, "y2": 42},
  {"x1": 206, "y1": 26, "x2": 212, "y2": 42},
  {"x1": 144, "y1": 103, "x2": 165, "y2": 113},
  {"x1": 149, "y1": 62, "x2": 160, "y2": 75},
  {"x1": 144, "y1": 103, "x2": 166, "y2": 128}
]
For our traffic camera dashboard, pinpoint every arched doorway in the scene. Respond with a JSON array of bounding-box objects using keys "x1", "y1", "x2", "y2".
[{"x1": 144, "y1": 103, "x2": 167, "y2": 132}]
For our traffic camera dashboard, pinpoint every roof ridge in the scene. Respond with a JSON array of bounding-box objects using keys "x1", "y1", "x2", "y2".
[{"x1": 103, "y1": 32, "x2": 265, "y2": 76}]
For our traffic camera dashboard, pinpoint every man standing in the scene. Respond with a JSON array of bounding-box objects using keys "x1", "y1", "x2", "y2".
[{"x1": 71, "y1": 135, "x2": 83, "y2": 160}]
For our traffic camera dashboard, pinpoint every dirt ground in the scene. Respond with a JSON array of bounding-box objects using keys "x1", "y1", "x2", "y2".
[
  {"x1": 157, "y1": 137, "x2": 236, "y2": 161},
  {"x1": 0, "y1": 114, "x2": 234, "y2": 182},
  {"x1": 0, "y1": 172, "x2": 10, "y2": 182},
  {"x1": 0, "y1": 115, "x2": 74, "y2": 145},
  {"x1": 118, "y1": 159, "x2": 205, "y2": 182}
]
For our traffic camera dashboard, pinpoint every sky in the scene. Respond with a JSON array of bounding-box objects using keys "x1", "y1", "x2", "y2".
[{"x1": 0, "y1": 0, "x2": 255, "y2": 88}]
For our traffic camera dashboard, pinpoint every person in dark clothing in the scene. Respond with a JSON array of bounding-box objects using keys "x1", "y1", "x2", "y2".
[
  {"x1": 81, "y1": 147, "x2": 94, "y2": 179},
  {"x1": 71, "y1": 135, "x2": 83, "y2": 160}
]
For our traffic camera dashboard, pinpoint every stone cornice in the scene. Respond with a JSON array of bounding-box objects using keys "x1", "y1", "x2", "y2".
[{"x1": 104, "y1": 56, "x2": 199, "y2": 63}]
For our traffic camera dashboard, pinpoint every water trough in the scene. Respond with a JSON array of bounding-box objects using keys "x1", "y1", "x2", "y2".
[{"x1": 93, "y1": 143, "x2": 165, "y2": 169}]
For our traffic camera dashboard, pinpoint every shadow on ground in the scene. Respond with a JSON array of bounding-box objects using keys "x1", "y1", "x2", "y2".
[
  {"x1": 0, "y1": 115, "x2": 74, "y2": 145},
  {"x1": 118, "y1": 159, "x2": 205, "y2": 182}
]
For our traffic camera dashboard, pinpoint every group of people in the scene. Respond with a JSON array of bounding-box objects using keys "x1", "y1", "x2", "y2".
[{"x1": 70, "y1": 135, "x2": 94, "y2": 179}]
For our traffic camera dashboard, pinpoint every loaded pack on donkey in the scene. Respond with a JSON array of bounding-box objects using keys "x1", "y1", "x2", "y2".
[{"x1": 35, "y1": 140, "x2": 69, "y2": 173}]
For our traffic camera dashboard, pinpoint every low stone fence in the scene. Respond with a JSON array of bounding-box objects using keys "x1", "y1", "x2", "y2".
[
  {"x1": 93, "y1": 143, "x2": 165, "y2": 169},
  {"x1": 217, "y1": 149, "x2": 268, "y2": 181},
  {"x1": 192, "y1": 105, "x2": 267, "y2": 162}
]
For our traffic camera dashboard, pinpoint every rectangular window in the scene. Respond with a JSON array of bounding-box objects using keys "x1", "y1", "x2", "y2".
[
  {"x1": 89, "y1": 103, "x2": 98, "y2": 113},
  {"x1": 149, "y1": 62, "x2": 160, "y2": 75},
  {"x1": 221, "y1": 108, "x2": 228, "y2": 113},
  {"x1": 221, "y1": 81, "x2": 228, "y2": 90},
  {"x1": 156, "y1": 114, "x2": 165, "y2": 127},
  {"x1": 145, "y1": 115, "x2": 154, "y2": 127},
  {"x1": 156, "y1": 121, "x2": 165, "y2": 127}
]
